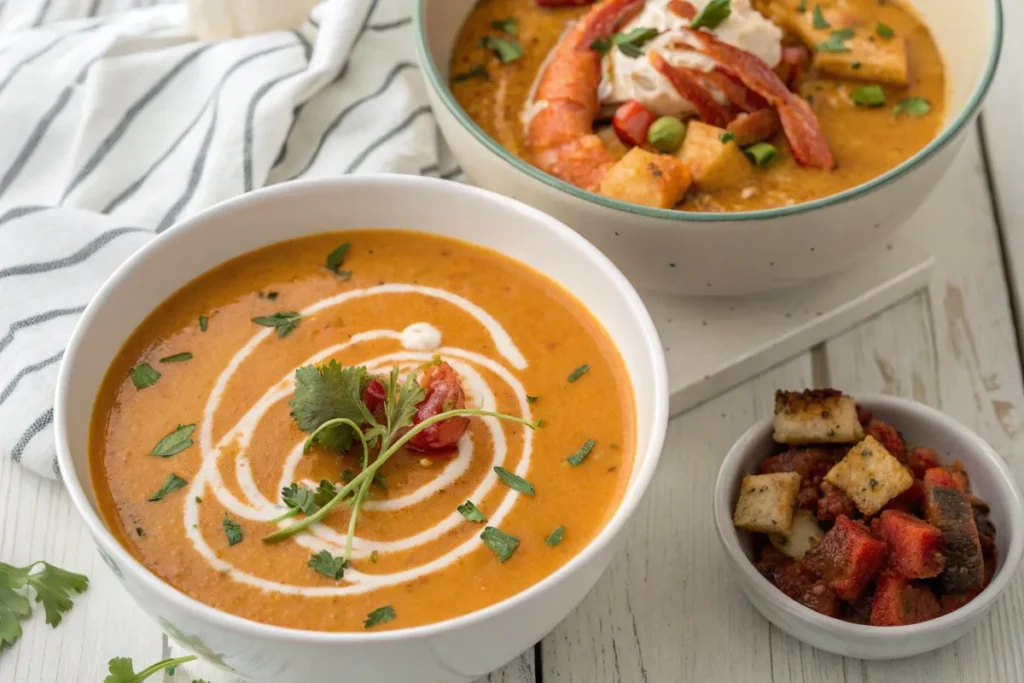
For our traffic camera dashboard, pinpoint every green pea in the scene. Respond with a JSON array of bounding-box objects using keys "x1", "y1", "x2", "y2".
[
  {"x1": 647, "y1": 116, "x2": 686, "y2": 153},
  {"x1": 744, "y1": 142, "x2": 778, "y2": 167}
]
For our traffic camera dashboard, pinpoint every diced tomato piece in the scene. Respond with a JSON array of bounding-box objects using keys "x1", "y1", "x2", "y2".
[
  {"x1": 907, "y1": 446, "x2": 941, "y2": 478},
  {"x1": 773, "y1": 562, "x2": 840, "y2": 617},
  {"x1": 924, "y1": 467, "x2": 963, "y2": 492},
  {"x1": 362, "y1": 378, "x2": 388, "y2": 424},
  {"x1": 879, "y1": 510, "x2": 946, "y2": 579},
  {"x1": 870, "y1": 570, "x2": 941, "y2": 626},
  {"x1": 407, "y1": 361, "x2": 471, "y2": 453},
  {"x1": 802, "y1": 515, "x2": 886, "y2": 600},
  {"x1": 612, "y1": 100, "x2": 658, "y2": 148},
  {"x1": 816, "y1": 481, "x2": 856, "y2": 522},
  {"x1": 865, "y1": 418, "x2": 906, "y2": 461}
]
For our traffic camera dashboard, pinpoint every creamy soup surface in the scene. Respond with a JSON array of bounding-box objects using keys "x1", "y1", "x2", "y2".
[
  {"x1": 90, "y1": 230, "x2": 634, "y2": 632},
  {"x1": 450, "y1": 0, "x2": 946, "y2": 212}
]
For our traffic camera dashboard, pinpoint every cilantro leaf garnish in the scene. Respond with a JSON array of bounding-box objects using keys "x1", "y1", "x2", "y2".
[
  {"x1": 326, "y1": 242, "x2": 350, "y2": 276},
  {"x1": 314, "y1": 479, "x2": 338, "y2": 508},
  {"x1": 491, "y1": 17, "x2": 517, "y2": 35},
  {"x1": 290, "y1": 361, "x2": 369, "y2": 453},
  {"x1": 458, "y1": 500, "x2": 488, "y2": 523},
  {"x1": 545, "y1": 526, "x2": 566, "y2": 547},
  {"x1": 611, "y1": 27, "x2": 659, "y2": 58},
  {"x1": 222, "y1": 514, "x2": 243, "y2": 546},
  {"x1": 281, "y1": 483, "x2": 319, "y2": 515},
  {"x1": 494, "y1": 466, "x2": 535, "y2": 495},
  {"x1": 893, "y1": 97, "x2": 931, "y2": 117},
  {"x1": 370, "y1": 550, "x2": 379, "y2": 563},
  {"x1": 481, "y1": 35, "x2": 523, "y2": 64},
  {"x1": 129, "y1": 363, "x2": 160, "y2": 389},
  {"x1": 567, "y1": 364, "x2": 590, "y2": 382},
  {"x1": 690, "y1": 0, "x2": 731, "y2": 30},
  {"x1": 816, "y1": 28, "x2": 853, "y2": 53},
  {"x1": 526, "y1": 395, "x2": 538, "y2": 403},
  {"x1": 103, "y1": 655, "x2": 197, "y2": 683},
  {"x1": 198, "y1": 315, "x2": 208, "y2": 332},
  {"x1": 876, "y1": 22, "x2": 894, "y2": 39},
  {"x1": 308, "y1": 550, "x2": 347, "y2": 581},
  {"x1": 0, "y1": 560, "x2": 88, "y2": 647},
  {"x1": 159, "y1": 352, "x2": 192, "y2": 363},
  {"x1": 850, "y1": 84, "x2": 886, "y2": 107},
  {"x1": 481, "y1": 527, "x2": 520, "y2": 563},
  {"x1": 721, "y1": 131, "x2": 736, "y2": 143},
  {"x1": 148, "y1": 473, "x2": 188, "y2": 501},
  {"x1": 811, "y1": 4, "x2": 830, "y2": 29},
  {"x1": 364, "y1": 605, "x2": 396, "y2": 629},
  {"x1": 568, "y1": 439, "x2": 596, "y2": 466},
  {"x1": 252, "y1": 311, "x2": 302, "y2": 338},
  {"x1": 150, "y1": 424, "x2": 196, "y2": 457},
  {"x1": 589, "y1": 36, "x2": 611, "y2": 55},
  {"x1": 453, "y1": 64, "x2": 489, "y2": 83}
]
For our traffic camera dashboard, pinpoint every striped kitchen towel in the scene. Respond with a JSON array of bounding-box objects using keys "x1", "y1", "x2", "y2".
[{"x1": 0, "y1": 0, "x2": 464, "y2": 479}]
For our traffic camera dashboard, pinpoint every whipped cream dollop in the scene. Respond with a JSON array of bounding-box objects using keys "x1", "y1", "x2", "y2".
[
  {"x1": 400, "y1": 322, "x2": 443, "y2": 352},
  {"x1": 598, "y1": 0, "x2": 783, "y2": 116}
]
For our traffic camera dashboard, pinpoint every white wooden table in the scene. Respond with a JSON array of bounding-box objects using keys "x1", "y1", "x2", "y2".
[{"x1": 5, "y1": 11, "x2": 1024, "y2": 683}]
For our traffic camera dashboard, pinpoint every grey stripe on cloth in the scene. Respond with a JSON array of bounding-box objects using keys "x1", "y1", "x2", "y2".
[
  {"x1": 11, "y1": 407, "x2": 52, "y2": 462},
  {"x1": 0, "y1": 306, "x2": 85, "y2": 356},
  {"x1": 0, "y1": 349, "x2": 63, "y2": 405},
  {"x1": 155, "y1": 103, "x2": 219, "y2": 231},
  {"x1": 0, "y1": 226, "x2": 145, "y2": 279},
  {"x1": 367, "y1": 17, "x2": 410, "y2": 31},
  {"x1": 243, "y1": 67, "x2": 305, "y2": 191},
  {"x1": 0, "y1": 205, "x2": 48, "y2": 228},
  {"x1": 346, "y1": 104, "x2": 432, "y2": 173}
]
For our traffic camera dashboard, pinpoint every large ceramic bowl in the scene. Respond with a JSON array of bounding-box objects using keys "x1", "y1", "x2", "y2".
[
  {"x1": 54, "y1": 175, "x2": 669, "y2": 683},
  {"x1": 416, "y1": 0, "x2": 1003, "y2": 296}
]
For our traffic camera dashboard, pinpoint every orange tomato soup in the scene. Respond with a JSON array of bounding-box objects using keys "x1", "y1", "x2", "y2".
[{"x1": 90, "y1": 230, "x2": 634, "y2": 632}]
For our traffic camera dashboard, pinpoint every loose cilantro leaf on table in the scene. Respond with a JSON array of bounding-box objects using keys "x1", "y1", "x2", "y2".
[
  {"x1": 545, "y1": 526, "x2": 566, "y2": 547},
  {"x1": 148, "y1": 473, "x2": 188, "y2": 501},
  {"x1": 252, "y1": 311, "x2": 302, "y2": 338},
  {"x1": 290, "y1": 361, "x2": 370, "y2": 453},
  {"x1": 494, "y1": 466, "x2": 535, "y2": 495},
  {"x1": 150, "y1": 424, "x2": 196, "y2": 457},
  {"x1": 104, "y1": 655, "x2": 197, "y2": 683},
  {"x1": 458, "y1": 500, "x2": 488, "y2": 523},
  {"x1": 281, "y1": 483, "x2": 319, "y2": 515},
  {"x1": 222, "y1": 514, "x2": 243, "y2": 546},
  {"x1": 568, "y1": 439, "x2": 596, "y2": 466},
  {"x1": 481, "y1": 527, "x2": 520, "y2": 563},
  {"x1": 0, "y1": 561, "x2": 88, "y2": 647},
  {"x1": 308, "y1": 550, "x2": 347, "y2": 580},
  {"x1": 364, "y1": 605, "x2": 396, "y2": 629},
  {"x1": 129, "y1": 363, "x2": 160, "y2": 389}
]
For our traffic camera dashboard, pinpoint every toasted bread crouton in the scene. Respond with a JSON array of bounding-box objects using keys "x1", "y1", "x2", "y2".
[
  {"x1": 599, "y1": 147, "x2": 691, "y2": 208},
  {"x1": 773, "y1": 389, "x2": 865, "y2": 444},
  {"x1": 814, "y1": 36, "x2": 908, "y2": 86},
  {"x1": 770, "y1": 509, "x2": 824, "y2": 559},
  {"x1": 733, "y1": 472, "x2": 802, "y2": 534},
  {"x1": 677, "y1": 120, "x2": 752, "y2": 191},
  {"x1": 824, "y1": 436, "x2": 914, "y2": 516}
]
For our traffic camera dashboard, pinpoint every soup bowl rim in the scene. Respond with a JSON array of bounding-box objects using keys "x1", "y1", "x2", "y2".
[
  {"x1": 415, "y1": 0, "x2": 1003, "y2": 222},
  {"x1": 713, "y1": 393, "x2": 1024, "y2": 644},
  {"x1": 54, "y1": 174, "x2": 669, "y2": 644}
]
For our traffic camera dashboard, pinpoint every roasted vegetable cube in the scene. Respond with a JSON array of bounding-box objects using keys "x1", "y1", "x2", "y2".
[
  {"x1": 770, "y1": 509, "x2": 824, "y2": 560},
  {"x1": 924, "y1": 484, "x2": 986, "y2": 593},
  {"x1": 773, "y1": 389, "x2": 865, "y2": 445},
  {"x1": 599, "y1": 147, "x2": 691, "y2": 208},
  {"x1": 923, "y1": 467, "x2": 963, "y2": 492},
  {"x1": 733, "y1": 472, "x2": 802, "y2": 534},
  {"x1": 802, "y1": 515, "x2": 886, "y2": 600},
  {"x1": 870, "y1": 570, "x2": 941, "y2": 626},
  {"x1": 823, "y1": 436, "x2": 914, "y2": 516},
  {"x1": 677, "y1": 120, "x2": 752, "y2": 191},
  {"x1": 879, "y1": 509, "x2": 946, "y2": 579},
  {"x1": 773, "y1": 562, "x2": 840, "y2": 617}
]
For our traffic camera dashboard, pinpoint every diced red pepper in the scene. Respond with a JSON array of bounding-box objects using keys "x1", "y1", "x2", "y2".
[
  {"x1": 612, "y1": 100, "x2": 658, "y2": 148},
  {"x1": 923, "y1": 467, "x2": 963, "y2": 492},
  {"x1": 773, "y1": 562, "x2": 840, "y2": 617},
  {"x1": 802, "y1": 515, "x2": 886, "y2": 600},
  {"x1": 407, "y1": 361, "x2": 471, "y2": 453},
  {"x1": 865, "y1": 418, "x2": 906, "y2": 461},
  {"x1": 907, "y1": 446, "x2": 941, "y2": 478},
  {"x1": 879, "y1": 509, "x2": 946, "y2": 579},
  {"x1": 362, "y1": 378, "x2": 388, "y2": 424},
  {"x1": 870, "y1": 570, "x2": 941, "y2": 626}
]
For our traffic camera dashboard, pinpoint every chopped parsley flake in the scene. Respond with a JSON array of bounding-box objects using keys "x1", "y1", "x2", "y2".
[
  {"x1": 812, "y1": 4, "x2": 831, "y2": 29},
  {"x1": 147, "y1": 473, "x2": 187, "y2": 501},
  {"x1": 481, "y1": 526, "x2": 520, "y2": 563},
  {"x1": 494, "y1": 466, "x2": 535, "y2": 495},
  {"x1": 222, "y1": 514, "x2": 243, "y2": 546},
  {"x1": 876, "y1": 22, "x2": 894, "y2": 39},
  {"x1": 850, "y1": 84, "x2": 887, "y2": 107},
  {"x1": 150, "y1": 424, "x2": 196, "y2": 457},
  {"x1": 452, "y1": 64, "x2": 489, "y2": 83},
  {"x1": 198, "y1": 315, "x2": 208, "y2": 332},
  {"x1": 481, "y1": 35, "x2": 524, "y2": 64},
  {"x1": 251, "y1": 311, "x2": 302, "y2": 338},
  {"x1": 690, "y1": 0, "x2": 731, "y2": 31},
  {"x1": 308, "y1": 550, "x2": 347, "y2": 580},
  {"x1": 458, "y1": 500, "x2": 488, "y2": 523},
  {"x1": 567, "y1": 364, "x2": 590, "y2": 382},
  {"x1": 568, "y1": 439, "x2": 596, "y2": 466},
  {"x1": 364, "y1": 605, "x2": 396, "y2": 629},
  {"x1": 490, "y1": 17, "x2": 517, "y2": 35},
  {"x1": 159, "y1": 352, "x2": 192, "y2": 363},
  {"x1": 893, "y1": 97, "x2": 931, "y2": 117},
  {"x1": 545, "y1": 526, "x2": 566, "y2": 547},
  {"x1": 129, "y1": 363, "x2": 160, "y2": 389}
]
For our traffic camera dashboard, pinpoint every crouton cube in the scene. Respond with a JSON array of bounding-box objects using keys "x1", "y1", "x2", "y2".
[
  {"x1": 599, "y1": 147, "x2": 691, "y2": 208},
  {"x1": 824, "y1": 435, "x2": 913, "y2": 516},
  {"x1": 773, "y1": 389, "x2": 865, "y2": 445},
  {"x1": 677, "y1": 120, "x2": 752, "y2": 191},
  {"x1": 814, "y1": 36, "x2": 909, "y2": 86},
  {"x1": 870, "y1": 570, "x2": 941, "y2": 626},
  {"x1": 923, "y1": 483, "x2": 985, "y2": 593},
  {"x1": 879, "y1": 509, "x2": 946, "y2": 579},
  {"x1": 802, "y1": 515, "x2": 886, "y2": 600},
  {"x1": 733, "y1": 472, "x2": 802, "y2": 534},
  {"x1": 770, "y1": 509, "x2": 825, "y2": 559}
]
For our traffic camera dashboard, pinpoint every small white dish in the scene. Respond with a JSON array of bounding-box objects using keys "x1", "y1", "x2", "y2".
[
  {"x1": 714, "y1": 394, "x2": 1024, "y2": 660},
  {"x1": 55, "y1": 175, "x2": 669, "y2": 683}
]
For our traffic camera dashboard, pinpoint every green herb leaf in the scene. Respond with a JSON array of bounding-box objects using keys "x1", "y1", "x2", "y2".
[
  {"x1": 326, "y1": 242, "x2": 350, "y2": 274},
  {"x1": 526, "y1": 395, "x2": 538, "y2": 403},
  {"x1": 452, "y1": 64, "x2": 489, "y2": 82},
  {"x1": 308, "y1": 550, "x2": 347, "y2": 581},
  {"x1": 568, "y1": 439, "x2": 596, "y2": 466},
  {"x1": 816, "y1": 28, "x2": 853, "y2": 52},
  {"x1": 458, "y1": 500, "x2": 488, "y2": 523},
  {"x1": 481, "y1": 35, "x2": 524, "y2": 64},
  {"x1": 812, "y1": 4, "x2": 830, "y2": 28},
  {"x1": 545, "y1": 526, "x2": 566, "y2": 547},
  {"x1": 372, "y1": 474, "x2": 387, "y2": 491},
  {"x1": 103, "y1": 655, "x2": 197, "y2": 683},
  {"x1": 796, "y1": 0, "x2": 806, "y2": 12},
  {"x1": 0, "y1": 560, "x2": 90, "y2": 647},
  {"x1": 129, "y1": 363, "x2": 160, "y2": 389},
  {"x1": 876, "y1": 21, "x2": 894, "y2": 38},
  {"x1": 567, "y1": 364, "x2": 590, "y2": 382},
  {"x1": 721, "y1": 131, "x2": 736, "y2": 143},
  {"x1": 851, "y1": 60, "x2": 862, "y2": 69},
  {"x1": 850, "y1": 84, "x2": 886, "y2": 107},
  {"x1": 281, "y1": 483, "x2": 319, "y2": 515},
  {"x1": 0, "y1": 585, "x2": 30, "y2": 646},
  {"x1": 494, "y1": 466, "x2": 535, "y2": 495},
  {"x1": 258, "y1": 290, "x2": 279, "y2": 301},
  {"x1": 612, "y1": 27, "x2": 659, "y2": 58},
  {"x1": 147, "y1": 473, "x2": 188, "y2": 501},
  {"x1": 314, "y1": 479, "x2": 338, "y2": 508},
  {"x1": 589, "y1": 36, "x2": 611, "y2": 54},
  {"x1": 690, "y1": 0, "x2": 731, "y2": 30},
  {"x1": 198, "y1": 315, "x2": 208, "y2": 332},
  {"x1": 364, "y1": 605, "x2": 396, "y2": 629},
  {"x1": 491, "y1": 17, "x2": 517, "y2": 35},
  {"x1": 159, "y1": 352, "x2": 192, "y2": 363},
  {"x1": 222, "y1": 514, "x2": 243, "y2": 546},
  {"x1": 150, "y1": 424, "x2": 196, "y2": 457},
  {"x1": 481, "y1": 527, "x2": 520, "y2": 563},
  {"x1": 370, "y1": 550, "x2": 379, "y2": 564},
  {"x1": 893, "y1": 97, "x2": 931, "y2": 117},
  {"x1": 251, "y1": 311, "x2": 302, "y2": 338},
  {"x1": 744, "y1": 142, "x2": 778, "y2": 167},
  {"x1": 290, "y1": 361, "x2": 370, "y2": 453}
]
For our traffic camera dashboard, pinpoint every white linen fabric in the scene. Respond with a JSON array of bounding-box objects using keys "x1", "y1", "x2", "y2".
[{"x1": 0, "y1": 0, "x2": 464, "y2": 479}]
